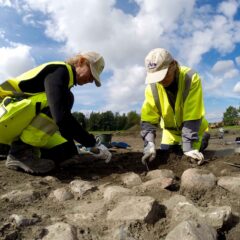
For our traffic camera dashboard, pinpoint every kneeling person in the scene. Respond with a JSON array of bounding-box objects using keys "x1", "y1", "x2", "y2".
[
  {"x1": 141, "y1": 48, "x2": 210, "y2": 166},
  {"x1": 0, "y1": 52, "x2": 111, "y2": 174}
]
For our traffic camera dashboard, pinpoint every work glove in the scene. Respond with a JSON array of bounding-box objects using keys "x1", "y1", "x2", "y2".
[
  {"x1": 184, "y1": 149, "x2": 204, "y2": 165},
  {"x1": 90, "y1": 144, "x2": 112, "y2": 163},
  {"x1": 142, "y1": 142, "x2": 156, "y2": 164}
]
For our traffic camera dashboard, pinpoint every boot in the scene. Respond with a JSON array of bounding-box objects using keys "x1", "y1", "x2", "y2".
[
  {"x1": 0, "y1": 143, "x2": 10, "y2": 159},
  {"x1": 5, "y1": 141, "x2": 55, "y2": 174}
]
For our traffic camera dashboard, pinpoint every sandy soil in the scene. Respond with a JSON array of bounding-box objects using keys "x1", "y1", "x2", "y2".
[{"x1": 0, "y1": 130, "x2": 240, "y2": 240}]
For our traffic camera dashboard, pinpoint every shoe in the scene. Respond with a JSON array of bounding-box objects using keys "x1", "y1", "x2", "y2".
[
  {"x1": 0, "y1": 143, "x2": 10, "y2": 160},
  {"x1": 5, "y1": 153, "x2": 55, "y2": 174}
]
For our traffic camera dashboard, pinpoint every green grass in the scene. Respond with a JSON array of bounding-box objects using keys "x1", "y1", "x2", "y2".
[{"x1": 223, "y1": 125, "x2": 240, "y2": 130}]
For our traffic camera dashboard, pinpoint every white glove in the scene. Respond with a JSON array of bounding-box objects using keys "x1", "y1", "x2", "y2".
[
  {"x1": 91, "y1": 144, "x2": 112, "y2": 163},
  {"x1": 142, "y1": 142, "x2": 156, "y2": 164},
  {"x1": 184, "y1": 149, "x2": 204, "y2": 165}
]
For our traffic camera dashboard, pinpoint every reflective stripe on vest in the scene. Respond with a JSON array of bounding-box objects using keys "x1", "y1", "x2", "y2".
[
  {"x1": 30, "y1": 113, "x2": 58, "y2": 135},
  {"x1": 150, "y1": 82, "x2": 162, "y2": 116},
  {"x1": 20, "y1": 112, "x2": 59, "y2": 147},
  {"x1": 0, "y1": 81, "x2": 16, "y2": 92},
  {"x1": 0, "y1": 81, "x2": 27, "y2": 99},
  {"x1": 182, "y1": 69, "x2": 195, "y2": 103},
  {"x1": 150, "y1": 69, "x2": 196, "y2": 116}
]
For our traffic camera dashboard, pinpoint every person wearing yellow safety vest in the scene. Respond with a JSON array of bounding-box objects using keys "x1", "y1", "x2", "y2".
[
  {"x1": 0, "y1": 52, "x2": 111, "y2": 174},
  {"x1": 141, "y1": 48, "x2": 210, "y2": 166}
]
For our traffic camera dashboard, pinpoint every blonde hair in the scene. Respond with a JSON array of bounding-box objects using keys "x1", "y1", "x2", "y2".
[{"x1": 66, "y1": 54, "x2": 89, "y2": 67}]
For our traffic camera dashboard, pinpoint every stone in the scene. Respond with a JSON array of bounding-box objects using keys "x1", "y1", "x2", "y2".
[
  {"x1": 121, "y1": 172, "x2": 142, "y2": 187},
  {"x1": 165, "y1": 220, "x2": 217, "y2": 240},
  {"x1": 42, "y1": 222, "x2": 78, "y2": 240},
  {"x1": 65, "y1": 201, "x2": 105, "y2": 222},
  {"x1": 70, "y1": 180, "x2": 97, "y2": 197},
  {"x1": 141, "y1": 177, "x2": 174, "y2": 190},
  {"x1": 181, "y1": 168, "x2": 217, "y2": 193},
  {"x1": 107, "y1": 196, "x2": 161, "y2": 224},
  {"x1": 10, "y1": 214, "x2": 40, "y2": 227},
  {"x1": 44, "y1": 176, "x2": 59, "y2": 182},
  {"x1": 206, "y1": 206, "x2": 232, "y2": 228},
  {"x1": 163, "y1": 194, "x2": 192, "y2": 210},
  {"x1": 171, "y1": 202, "x2": 232, "y2": 229},
  {"x1": 146, "y1": 169, "x2": 175, "y2": 180},
  {"x1": 0, "y1": 189, "x2": 39, "y2": 202},
  {"x1": 218, "y1": 176, "x2": 240, "y2": 195},
  {"x1": 103, "y1": 185, "x2": 132, "y2": 202},
  {"x1": 52, "y1": 188, "x2": 74, "y2": 201}
]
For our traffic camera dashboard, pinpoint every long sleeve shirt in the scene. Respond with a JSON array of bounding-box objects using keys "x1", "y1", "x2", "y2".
[{"x1": 43, "y1": 65, "x2": 96, "y2": 147}]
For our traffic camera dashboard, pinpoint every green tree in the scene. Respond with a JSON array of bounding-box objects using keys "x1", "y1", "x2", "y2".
[
  {"x1": 125, "y1": 111, "x2": 140, "y2": 129},
  {"x1": 72, "y1": 112, "x2": 87, "y2": 129},
  {"x1": 88, "y1": 112, "x2": 101, "y2": 131},
  {"x1": 115, "y1": 112, "x2": 127, "y2": 130},
  {"x1": 99, "y1": 111, "x2": 115, "y2": 131},
  {"x1": 223, "y1": 106, "x2": 239, "y2": 126}
]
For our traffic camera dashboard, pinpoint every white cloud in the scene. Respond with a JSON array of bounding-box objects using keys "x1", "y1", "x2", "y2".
[
  {"x1": 223, "y1": 68, "x2": 239, "y2": 79},
  {"x1": 4, "y1": 0, "x2": 240, "y2": 69},
  {"x1": 211, "y1": 60, "x2": 239, "y2": 79},
  {"x1": 0, "y1": 0, "x2": 11, "y2": 7},
  {"x1": 204, "y1": 73, "x2": 224, "y2": 91},
  {"x1": 0, "y1": 29, "x2": 5, "y2": 39},
  {"x1": 233, "y1": 82, "x2": 240, "y2": 93},
  {"x1": 206, "y1": 111, "x2": 223, "y2": 122},
  {"x1": 218, "y1": 0, "x2": 239, "y2": 18},
  {"x1": 104, "y1": 65, "x2": 145, "y2": 112},
  {"x1": 1, "y1": 0, "x2": 240, "y2": 116},
  {"x1": 0, "y1": 45, "x2": 36, "y2": 82},
  {"x1": 212, "y1": 60, "x2": 234, "y2": 73},
  {"x1": 22, "y1": 13, "x2": 38, "y2": 26},
  {"x1": 236, "y1": 56, "x2": 240, "y2": 65}
]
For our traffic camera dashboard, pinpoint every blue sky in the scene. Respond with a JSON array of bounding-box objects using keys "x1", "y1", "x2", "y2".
[{"x1": 0, "y1": 0, "x2": 240, "y2": 122}]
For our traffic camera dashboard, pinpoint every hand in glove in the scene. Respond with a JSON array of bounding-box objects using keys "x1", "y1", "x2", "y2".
[
  {"x1": 90, "y1": 144, "x2": 112, "y2": 163},
  {"x1": 142, "y1": 142, "x2": 156, "y2": 164},
  {"x1": 184, "y1": 149, "x2": 204, "y2": 165}
]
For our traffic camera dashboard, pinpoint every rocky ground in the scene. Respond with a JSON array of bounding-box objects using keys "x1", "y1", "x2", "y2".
[{"x1": 0, "y1": 130, "x2": 240, "y2": 240}]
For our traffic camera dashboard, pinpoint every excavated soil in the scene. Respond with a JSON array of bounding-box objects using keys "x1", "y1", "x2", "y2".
[{"x1": 0, "y1": 131, "x2": 240, "y2": 240}]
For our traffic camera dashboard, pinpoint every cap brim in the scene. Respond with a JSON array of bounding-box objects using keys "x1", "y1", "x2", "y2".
[
  {"x1": 145, "y1": 68, "x2": 168, "y2": 84},
  {"x1": 90, "y1": 65, "x2": 101, "y2": 87},
  {"x1": 94, "y1": 79, "x2": 101, "y2": 87}
]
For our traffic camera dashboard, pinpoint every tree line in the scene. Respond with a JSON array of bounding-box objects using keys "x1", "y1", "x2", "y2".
[
  {"x1": 223, "y1": 106, "x2": 240, "y2": 126},
  {"x1": 73, "y1": 105, "x2": 240, "y2": 130},
  {"x1": 72, "y1": 111, "x2": 140, "y2": 131}
]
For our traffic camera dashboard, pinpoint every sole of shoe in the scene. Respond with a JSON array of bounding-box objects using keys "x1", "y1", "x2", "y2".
[
  {"x1": 5, "y1": 159, "x2": 55, "y2": 174},
  {"x1": 6, "y1": 159, "x2": 34, "y2": 173}
]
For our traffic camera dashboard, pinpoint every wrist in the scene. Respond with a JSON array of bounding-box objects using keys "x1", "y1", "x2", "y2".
[
  {"x1": 182, "y1": 142, "x2": 192, "y2": 152},
  {"x1": 90, "y1": 147, "x2": 100, "y2": 154}
]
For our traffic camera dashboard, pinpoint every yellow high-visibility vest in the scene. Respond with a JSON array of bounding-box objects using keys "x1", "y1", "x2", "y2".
[
  {"x1": 141, "y1": 66, "x2": 208, "y2": 148},
  {"x1": 0, "y1": 62, "x2": 74, "y2": 146}
]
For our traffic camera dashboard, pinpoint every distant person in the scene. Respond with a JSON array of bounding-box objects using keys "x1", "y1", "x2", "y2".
[
  {"x1": 0, "y1": 51, "x2": 111, "y2": 174},
  {"x1": 219, "y1": 127, "x2": 225, "y2": 139},
  {"x1": 141, "y1": 48, "x2": 210, "y2": 165}
]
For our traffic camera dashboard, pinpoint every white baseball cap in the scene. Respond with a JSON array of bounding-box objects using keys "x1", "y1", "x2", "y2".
[
  {"x1": 145, "y1": 48, "x2": 174, "y2": 84},
  {"x1": 82, "y1": 52, "x2": 105, "y2": 87}
]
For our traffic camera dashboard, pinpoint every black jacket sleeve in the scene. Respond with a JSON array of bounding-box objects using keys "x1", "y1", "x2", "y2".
[{"x1": 44, "y1": 66, "x2": 96, "y2": 147}]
